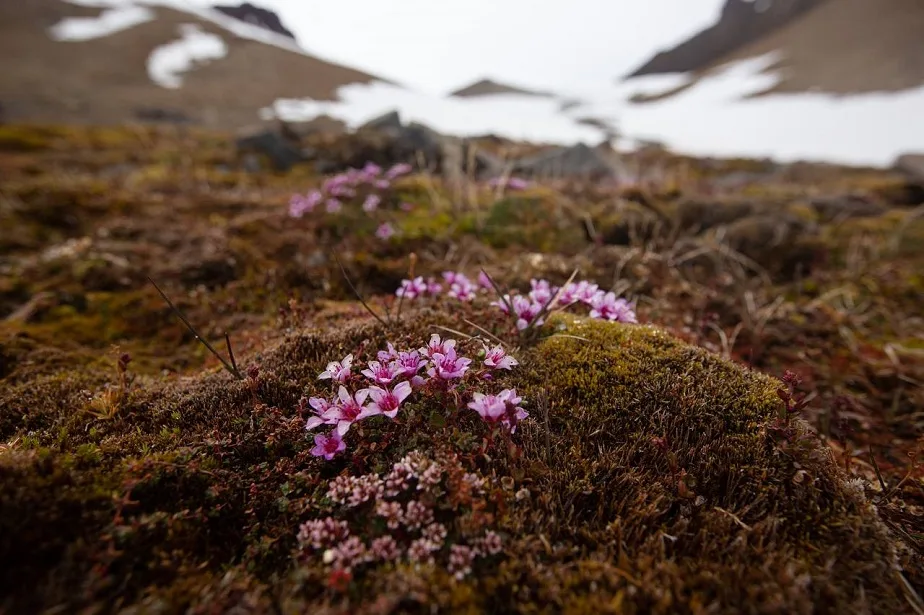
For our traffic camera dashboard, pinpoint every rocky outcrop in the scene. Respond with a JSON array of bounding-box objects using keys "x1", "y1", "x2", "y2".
[
  {"x1": 212, "y1": 2, "x2": 297, "y2": 40},
  {"x1": 509, "y1": 143, "x2": 627, "y2": 181},
  {"x1": 626, "y1": 0, "x2": 827, "y2": 77}
]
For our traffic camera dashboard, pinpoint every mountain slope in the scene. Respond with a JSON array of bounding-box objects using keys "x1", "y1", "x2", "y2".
[
  {"x1": 626, "y1": 0, "x2": 924, "y2": 97},
  {"x1": 0, "y1": 0, "x2": 384, "y2": 128},
  {"x1": 627, "y1": 0, "x2": 826, "y2": 78}
]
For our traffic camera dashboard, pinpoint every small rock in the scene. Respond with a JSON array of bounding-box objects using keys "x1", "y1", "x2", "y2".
[
  {"x1": 235, "y1": 127, "x2": 303, "y2": 172},
  {"x1": 894, "y1": 153, "x2": 924, "y2": 181},
  {"x1": 510, "y1": 143, "x2": 626, "y2": 180},
  {"x1": 358, "y1": 110, "x2": 403, "y2": 135}
]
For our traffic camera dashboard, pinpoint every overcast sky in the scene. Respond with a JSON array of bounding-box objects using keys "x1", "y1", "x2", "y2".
[{"x1": 186, "y1": 0, "x2": 727, "y2": 94}]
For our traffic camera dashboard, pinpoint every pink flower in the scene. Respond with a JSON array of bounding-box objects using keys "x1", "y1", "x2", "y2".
[
  {"x1": 589, "y1": 292, "x2": 638, "y2": 323},
  {"x1": 500, "y1": 295, "x2": 544, "y2": 330},
  {"x1": 528, "y1": 279, "x2": 555, "y2": 306},
  {"x1": 329, "y1": 184, "x2": 356, "y2": 198},
  {"x1": 330, "y1": 385, "x2": 378, "y2": 435},
  {"x1": 483, "y1": 345, "x2": 518, "y2": 370},
  {"x1": 426, "y1": 277, "x2": 442, "y2": 294},
  {"x1": 444, "y1": 272, "x2": 476, "y2": 301},
  {"x1": 392, "y1": 349, "x2": 424, "y2": 378},
  {"x1": 323, "y1": 175, "x2": 349, "y2": 193},
  {"x1": 468, "y1": 388, "x2": 528, "y2": 432},
  {"x1": 420, "y1": 333, "x2": 456, "y2": 359},
  {"x1": 400, "y1": 201, "x2": 414, "y2": 211},
  {"x1": 385, "y1": 162, "x2": 412, "y2": 179},
  {"x1": 574, "y1": 281, "x2": 601, "y2": 304},
  {"x1": 319, "y1": 354, "x2": 353, "y2": 383},
  {"x1": 376, "y1": 342, "x2": 398, "y2": 362},
  {"x1": 467, "y1": 392, "x2": 507, "y2": 422},
  {"x1": 396, "y1": 277, "x2": 428, "y2": 299},
  {"x1": 305, "y1": 396, "x2": 339, "y2": 430},
  {"x1": 289, "y1": 191, "x2": 323, "y2": 218},
  {"x1": 363, "y1": 194, "x2": 381, "y2": 212},
  {"x1": 364, "y1": 381, "x2": 412, "y2": 419},
  {"x1": 427, "y1": 348, "x2": 472, "y2": 380},
  {"x1": 375, "y1": 222, "x2": 395, "y2": 240},
  {"x1": 362, "y1": 161, "x2": 382, "y2": 177},
  {"x1": 361, "y1": 360, "x2": 399, "y2": 385},
  {"x1": 311, "y1": 430, "x2": 346, "y2": 460},
  {"x1": 498, "y1": 387, "x2": 528, "y2": 432},
  {"x1": 325, "y1": 198, "x2": 343, "y2": 213}
]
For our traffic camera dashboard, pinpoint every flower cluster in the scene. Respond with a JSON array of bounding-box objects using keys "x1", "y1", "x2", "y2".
[
  {"x1": 288, "y1": 161, "x2": 413, "y2": 240},
  {"x1": 297, "y1": 450, "x2": 504, "y2": 580},
  {"x1": 395, "y1": 273, "x2": 638, "y2": 330},
  {"x1": 305, "y1": 335, "x2": 526, "y2": 460}
]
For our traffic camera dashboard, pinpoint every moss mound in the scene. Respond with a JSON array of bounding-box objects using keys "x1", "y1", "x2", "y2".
[{"x1": 0, "y1": 308, "x2": 912, "y2": 613}]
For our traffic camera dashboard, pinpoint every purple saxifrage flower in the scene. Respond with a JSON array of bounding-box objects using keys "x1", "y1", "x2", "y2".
[
  {"x1": 396, "y1": 277, "x2": 428, "y2": 299},
  {"x1": 483, "y1": 345, "x2": 518, "y2": 371},
  {"x1": 375, "y1": 222, "x2": 395, "y2": 240},
  {"x1": 364, "y1": 381, "x2": 413, "y2": 419},
  {"x1": 363, "y1": 194, "x2": 381, "y2": 212},
  {"x1": 589, "y1": 292, "x2": 638, "y2": 323},
  {"x1": 361, "y1": 360, "x2": 399, "y2": 385},
  {"x1": 385, "y1": 162, "x2": 412, "y2": 179},
  {"x1": 311, "y1": 430, "x2": 346, "y2": 460},
  {"x1": 319, "y1": 354, "x2": 353, "y2": 383},
  {"x1": 420, "y1": 333, "x2": 456, "y2": 359},
  {"x1": 427, "y1": 348, "x2": 472, "y2": 381},
  {"x1": 330, "y1": 385, "x2": 378, "y2": 435},
  {"x1": 305, "y1": 396, "x2": 339, "y2": 430}
]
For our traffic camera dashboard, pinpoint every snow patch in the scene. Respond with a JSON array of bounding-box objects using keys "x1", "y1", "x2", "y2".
[
  {"x1": 263, "y1": 53, "x2": 924, "y2": 166},
  {"x1": 147, "y1": 24, "x2": 227, "y2": 89},
  {"x1": 265, "y1": 82, "x2": 604, "y2": 145},
  {"x1": 48, "y1": 5, "x2": 154, "y2": 41}
]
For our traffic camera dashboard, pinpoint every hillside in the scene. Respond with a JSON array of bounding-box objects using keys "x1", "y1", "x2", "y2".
[
  {"x1": 627, "y1": 0, "x2": 924, "y2": 97},
  {"x1": 0, "y1": 0, "x2": 384, "y2": 128}
]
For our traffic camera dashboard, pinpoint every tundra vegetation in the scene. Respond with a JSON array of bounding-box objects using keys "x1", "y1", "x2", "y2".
[{"x1": 0, "y1": 124, "x2": 923, "y2": 613}]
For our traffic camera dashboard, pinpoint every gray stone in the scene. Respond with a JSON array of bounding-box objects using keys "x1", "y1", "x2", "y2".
[
  {"x1": 510, "y1": 143, "x2": 626, "y2": 180},
  {"x1": 894, "y1": 153, "x2": 924, "y2": 181},
  {"x1": 235, "y1": 128, "x2": 303, "y2": 172}
]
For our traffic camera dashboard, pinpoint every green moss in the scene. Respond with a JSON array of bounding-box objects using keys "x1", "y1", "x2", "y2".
[
  {"x1": 1, "y1": 309, "x2": 911, "y2": 613},
  {"x1": 481, "y1": 195, "x2": 586, "y2": 253}
]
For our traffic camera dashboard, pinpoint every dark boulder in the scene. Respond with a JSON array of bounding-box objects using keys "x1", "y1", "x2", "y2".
[
  {"x1": 213, "y1": 2, "x2": 297, "y2": 40},
  {"x1": 510, "y1": 143, "x2": 626, "y2": 180},
  {"x1": 235, "y1": 127, "x2": 303, "y2": 172}
]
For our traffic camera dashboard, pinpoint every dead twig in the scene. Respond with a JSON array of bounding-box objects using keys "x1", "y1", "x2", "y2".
[
  {"x1": 332, "y1": 254, "x2": 389, "y2": 329},
  {"x1": 148, "y1": 276, "x2": 243, "y2": 380}
]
